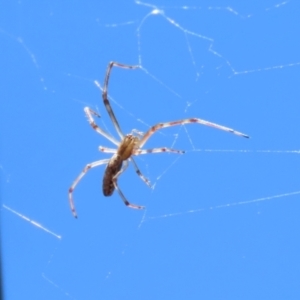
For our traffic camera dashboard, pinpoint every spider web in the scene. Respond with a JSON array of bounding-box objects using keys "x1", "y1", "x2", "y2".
[{"x1": 1, "y1": 1, "x2": 300, "y2": 299}]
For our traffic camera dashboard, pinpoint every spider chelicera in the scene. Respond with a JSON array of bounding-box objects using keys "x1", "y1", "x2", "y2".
[{"x1": 68, "y1": 61, "x2": 249, "y2": 218}]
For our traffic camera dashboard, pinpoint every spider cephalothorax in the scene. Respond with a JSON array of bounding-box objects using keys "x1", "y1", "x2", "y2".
[
  {"x1": 117, "y1": 134, "x2": 139, "y2": 160},
  {"x1": 69, "y1": 61, "x2": 249, "y2": 218}
]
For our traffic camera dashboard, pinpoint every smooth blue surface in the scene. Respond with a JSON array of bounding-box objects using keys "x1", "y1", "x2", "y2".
[{"x1": 1, "y1": 1, "x2": 300, "y2": 299}]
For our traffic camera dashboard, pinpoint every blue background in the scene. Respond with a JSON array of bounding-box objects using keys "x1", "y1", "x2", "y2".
[{"x1": 1, "y1": 1, "x2": 300, "y2": 299}]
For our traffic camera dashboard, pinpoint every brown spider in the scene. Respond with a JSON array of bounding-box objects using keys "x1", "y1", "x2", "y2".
[{"x1": 68, "y1": 61, "x2": 249, "y2": 218}]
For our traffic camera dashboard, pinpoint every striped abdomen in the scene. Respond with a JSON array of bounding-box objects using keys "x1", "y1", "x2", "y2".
[{"x1": 102, "y1": 154, "x2": 123, "y2": 196}]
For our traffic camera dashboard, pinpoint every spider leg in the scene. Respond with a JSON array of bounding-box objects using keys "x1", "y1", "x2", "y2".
[
  {"x1": 84, "y1": 107, "x2": 119, "y2": 146},
  {"x1": 101, "y1": 61, "x2": 140, "y2": 139},
  {"x1": 112, "y1": 160, "x2": 145, "y2": 210},
  {"x1": 139, "y1": 118, "x2": 249, "y2": 147},
  {"x1": 130, "y1": 148, "x2": 185, "y2": 189},
  {"x1": 98, "y1": 146, "x2": 117, "y2": 154},
  {"x1": 130, "y1": 157, "x2": 152, "y2": 188},
  {"x1": 69, "y1": 158, "x2": 110, "y2": 218},
  {"x1": 133, "y1": 147, "x2": 185, "y2": 155}
]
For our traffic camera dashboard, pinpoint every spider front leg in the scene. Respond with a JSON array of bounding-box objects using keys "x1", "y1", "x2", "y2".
[
  {"x1": 102, "y1": 61, "x2": 140, "y2": 139},
  {"x1": 112, "y1": 160, "x2": 145, "y2": 210},
  {"x1": 69, "y1": 158, "x2": 110, "y2": 218},
  {"x1": 139, "y1": 118, "x2": 249, "y2": 147}
]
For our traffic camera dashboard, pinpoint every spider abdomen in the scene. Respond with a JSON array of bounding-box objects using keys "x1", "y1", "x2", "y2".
[{"x1": 103, "y1": 154, "x2": 123, "y2": 196}]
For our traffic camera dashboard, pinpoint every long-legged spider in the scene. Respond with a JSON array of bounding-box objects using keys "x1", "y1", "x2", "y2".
[{"x1": 69, "y1": 61, "x2": 249, "y2": 218}]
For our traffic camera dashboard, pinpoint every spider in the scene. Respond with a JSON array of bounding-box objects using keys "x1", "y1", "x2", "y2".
[{"x1": 68, "y1": 61, "x2": 249, "y2": 218}]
